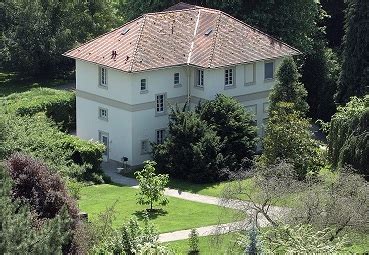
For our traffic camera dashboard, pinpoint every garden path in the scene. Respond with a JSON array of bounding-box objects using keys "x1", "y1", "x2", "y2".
[{"x1": 102, "y1": 161, "x2": 285, "y2": 242}]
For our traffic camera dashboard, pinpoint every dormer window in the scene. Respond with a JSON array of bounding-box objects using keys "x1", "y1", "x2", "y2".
[{"x1": 99, "y1": 67, "x2": 107, "y2": 87}]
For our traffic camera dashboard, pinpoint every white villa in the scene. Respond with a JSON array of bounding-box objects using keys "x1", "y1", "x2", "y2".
[{"x1": 64, "y1": 2, "x2": 299, "y2": 167}]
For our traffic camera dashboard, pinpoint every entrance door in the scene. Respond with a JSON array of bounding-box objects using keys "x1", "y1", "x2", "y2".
[{"x1": 99, "y1": 131, "x2": 109, "y2": 161}]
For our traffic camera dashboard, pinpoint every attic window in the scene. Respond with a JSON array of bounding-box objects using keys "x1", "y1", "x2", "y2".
[
  {"x1": 205, "y1": 28, "x2": 213, "y2": 36},
  {"x1": 121, "y1": 28, "x2": 130, "y2": 35}
]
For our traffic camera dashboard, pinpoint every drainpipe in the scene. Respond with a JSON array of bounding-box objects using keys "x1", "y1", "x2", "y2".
[{"x1": 186, "y1": 65, "x2": 191, "y2": 110}]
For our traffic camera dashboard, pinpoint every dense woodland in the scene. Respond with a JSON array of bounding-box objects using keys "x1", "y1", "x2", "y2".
[{"x1": 1, "y1": 0, "x2": 368, "y2": 254}]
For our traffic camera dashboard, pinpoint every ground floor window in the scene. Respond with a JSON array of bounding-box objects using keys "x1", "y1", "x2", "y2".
[{"x1": 156, "y1": 129, "x2": 166, "y2": 144}]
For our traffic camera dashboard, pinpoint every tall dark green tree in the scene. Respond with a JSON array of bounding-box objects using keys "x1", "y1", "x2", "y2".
[
  {"x1": 336, "y1": 0, "x2": 369, "y2": 104},
  {"x1": 269, "y1": 57, "x2": 309, "y2": 115}
]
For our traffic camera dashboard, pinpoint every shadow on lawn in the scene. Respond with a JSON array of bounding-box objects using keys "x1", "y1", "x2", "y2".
[{"x1": 134, "y1": 209, "x2": 168, "y2": 220}]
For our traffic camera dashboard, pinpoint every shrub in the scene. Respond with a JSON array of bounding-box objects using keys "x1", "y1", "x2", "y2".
[
  {"x1": 260, "y1": 102, "x2": 323, "y2": 178},
  {"x1": 153, "y1": 107, "x2": 225, "y2": 183},
  {"x1": 3, "y1": 113, "x2": 105, "y2": 181},
  {"x1": 188, "y1": 229, "x2": 200, "y2": 255},
  {"x1": 5, "y1": 88, "x2": 76, "y2": 131},
  {"x1": 328, "y1": 95, "x2": 369, "y2": 176},
  {"x1": 6, "y1": 152, "x2": 79, "y2": 220}
]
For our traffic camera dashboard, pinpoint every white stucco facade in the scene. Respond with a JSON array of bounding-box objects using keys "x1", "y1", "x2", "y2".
[{"x1": 75, "y1": 58, "x2": 282, "y2": 166}]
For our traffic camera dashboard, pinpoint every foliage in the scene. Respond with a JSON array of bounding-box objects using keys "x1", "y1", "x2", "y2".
[
  {"x1": 5, "y1": 152, "x2": 79, "y2": 220},
  {"x1": 269, "y1": 57, "x2": 308, "y2": 115},
  {"x1": 247, "y1": 225, "x2": 260, "y2": 255},
  {"x1": 290, "y1": 168, "x2": 369, "y2": 238},
  {"x1": 153, "y1": 107, "x2": 225, "y2": 183},
  {"x1": 119, "y1": 216, "x2": 160, "y2": 254},
  {"x1": 2, "y1": 113, "x2": 105, "y2": 181},
  {"x1": 261, "y1": 102, "x2": 323, "y2": 178},
  {"x1": 153, "y1": 95, "x2": 257, "y2": 183},
  {"x1": 336, "y1": 0, "x2": 369, "y2": 103},
  {"x1": 198, "y1": 94, "x2": 258, "y2": 172},
  {"x1": 0, "y1": 0, "x2": 121, "y2": 76},
  {"x1": 0, "y1": 163, "x2": 73, "y2": 254},
  {"x1": 261, "y1": 224, "x2": 348, "y2": 253},
  {"x1": 3, "y1": 88, "x2": 75, "y2": 131},
  {"x1": 302, "y1": 46, "x2": 340, "y2": 121},
  {"x1": 188, "y1": 228, "x2": 200, "y2": 255},
  {"x1": 135, "y1": 161, "x2": 169, "y2": 210},
  {"x1": 328, "y1": 95, "x2": 369, "y2": 176}
]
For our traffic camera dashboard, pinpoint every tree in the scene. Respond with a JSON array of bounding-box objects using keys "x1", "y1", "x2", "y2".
[
  {"x1": 198, "y1": 94, "x2": 258, "y2": 172},
  {"x1": 152, "y1": 106, "x2": 225, "y2": 183},
  {"x1": 188, "y1": 229, "x2": 200, "y2": 255},
  {"x1": 328, "y1": 95, "x2": 369, "y2": 177},
  {"x1": 6, "y1": 152, "x2": 79, "y2": 220},
  {"x1": 336, "y1": 0, "x2": 369, "y2": 103},
  {"x1": 269, "y1": 57, "x2": 309, "y2": 115},
  {"x1": 0, "y1": 165, "x2": 72, "y2": 254},
  {"x1": 261, "y1": 103, "x2": 323, "y2": 178},
  {"x1": 261, "y1": 224, "x2": 348, "y2": 253},
  {"x1": 135, "y1": 161, "x2": 169, "y2": 211}
]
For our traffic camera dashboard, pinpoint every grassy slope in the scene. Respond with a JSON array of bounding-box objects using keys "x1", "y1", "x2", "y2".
[
  {"x1": 79, "y1": 184, "x2": 238, "y2": 233},
  {"x1": 0, "y1": 71, "x2": 71, "y2": 97}
]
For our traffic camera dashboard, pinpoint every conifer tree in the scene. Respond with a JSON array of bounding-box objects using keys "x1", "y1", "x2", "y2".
[
  {"x1": 269, "y1": 57, "x2": 309, "y2": 115},
  {"x1": 336, "y1": 0, "x2": 369, "y2": 103}
]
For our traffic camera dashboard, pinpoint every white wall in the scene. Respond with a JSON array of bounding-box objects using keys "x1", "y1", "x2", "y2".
[{"x1": 75, "y1": 58, "x2": 283, "y2": 166}]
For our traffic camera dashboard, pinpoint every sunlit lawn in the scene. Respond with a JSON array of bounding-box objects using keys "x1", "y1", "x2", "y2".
[{"x1": 78, "y1": 184, "x2": 239, "y2": 233}]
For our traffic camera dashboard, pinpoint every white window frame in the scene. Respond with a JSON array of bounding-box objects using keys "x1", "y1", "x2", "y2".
[
  {"x1": 99, "y1": 67, "x2": 107, "y2": 88},
  {"x1": 140, "y1": 139, "x2": 150, "y2": 154},
  {"x1": 98, "y1": 107, "x2": 108, "y2": 121},
  {"x1": 224, "y1": 68, "x2": 235, "y2": 88},
  {"x1": 195, "y1": 69, "x2": 204, "y2": 88},
  {"x1": 156, "y1": 129, "x2": 166, "y2": 144},
  {"x1": 264, "y1": 61, "x2": 275, "y2": 81},
  {"x1": 174, "y1": 72, "x2": 181, "y2": 87},
  {"x1": 98, "y1": 131, "x2": 109, "y2": 159},
  {"x1": 155, "y1": 93, "x2": 166, "y2": 116},
  {"x1": 245, "y1": 63, "x2": 256, "y2": 86},
  {"x1": 140, "y1": 78, "x2": 148, "y2": 93}
]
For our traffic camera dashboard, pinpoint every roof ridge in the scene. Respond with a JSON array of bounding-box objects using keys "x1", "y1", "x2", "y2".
[
  {"x1": 187, "y1": 9, "x2": 201, "y2": 64},
  {"x1": 129, "y1": 15, "x2": 147, "y2": 72},
  {"x1": 63, "y1": 16, "x2": 144, "y2": 57},
  {"x1": 207, "y1": 12, "x2": 222, "y2": 68}
]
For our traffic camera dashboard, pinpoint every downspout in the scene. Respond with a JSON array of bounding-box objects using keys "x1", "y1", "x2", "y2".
[{"x1": 186, "y1": 65, "x2": 191, "y2": 110}]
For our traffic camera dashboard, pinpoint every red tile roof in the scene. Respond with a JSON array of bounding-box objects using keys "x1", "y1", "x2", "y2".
[{"x1": 64, "y1": 4, "x2": 300, "y2": 73}]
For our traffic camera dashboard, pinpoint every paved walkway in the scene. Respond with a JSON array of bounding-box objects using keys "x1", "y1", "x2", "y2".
[{"x1": 102, "y1": 161, "x2": 284, "y2": 242}]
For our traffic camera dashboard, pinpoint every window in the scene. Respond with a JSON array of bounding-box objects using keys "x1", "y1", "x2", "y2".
[
  {"x1": 141, "y1": 140, "x2": 149, "y2": 154},
  {"x1": 245, "y1": 104, "x2": 257, "y2": 116},
  {"x1": 140, "y1": 79, "x2": 147, "y2": 92},
  {"x1": 155, "y1": 94, "x2": 165, "y2": 115},
  {"x1": 174, "y1": 73, "x2": 180, "y2": 86},
  {"x1": 98, "y1": 107, "x2": 108, "y2": 121},
  {"x1": 225, "y1": 68, "x2": 234, "y2": 87},
  {"x1": 99, "y1": 67, "x2": 107, "y2": 87},
  {"x1": 263, "y1": 102, "x2": 269, "y2": 113},
  {"x1": 98, "y1": 131, "x2": 109, "y2": 158},
  {"x1": 156, "y1": 129, "x2": 166, "y2": 144},
  {"x1": 195, "y1": 69, "x2": 204, "y2": 88},
  {"x1": 264, "y1": 61, "x2": 274, "y2": 80},
  {"x1": 245, "y1": 63, "x2": 256, "y2": 85}
]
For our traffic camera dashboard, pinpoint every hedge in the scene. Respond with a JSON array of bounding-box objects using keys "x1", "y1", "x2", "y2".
[
  {"x1": 2, "y1": 113, "x2": 106, "y2": 182},
  {"x1": 4, "y1": 88, "x2": 76, "y2": 131},
  {"x1": 328, "y1": 95, "x2": 369, "y2": 177}
]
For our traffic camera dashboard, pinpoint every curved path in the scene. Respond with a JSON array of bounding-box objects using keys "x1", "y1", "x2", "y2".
[{"x1": 102, "y1": 161, "x2": 284, "y2": 242}]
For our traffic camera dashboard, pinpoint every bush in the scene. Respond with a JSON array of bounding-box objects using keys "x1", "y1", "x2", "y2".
[
  {"x1": 3, "y1": 113, "x2": 105, "y2": 181},
  {"x1": 5, "y1": 88, "x2": 76, "y2": 131},
  {"x1": 188, "y1": 229, "x2": 200, "y2": 255},
  {"x1": 6, "y1": 152, "x2": 79, "y2": 220},
  {"x1": 328, "y1": 95, "x2": 369, "y2": 176},
  {"x1": 260, "y1": 102, "x2": 323, "y2": 178}
]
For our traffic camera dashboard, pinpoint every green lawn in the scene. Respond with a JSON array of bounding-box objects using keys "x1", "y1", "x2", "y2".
[
  {"x1": 166, "y1": 233, "x2": 244, "y2": 254},
  {"x1": 78, "y1": 184, "x2": 239, "y2": 233},
  {"x1": 0, "y1": 71, "x2": 72, "y2": 97}
]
